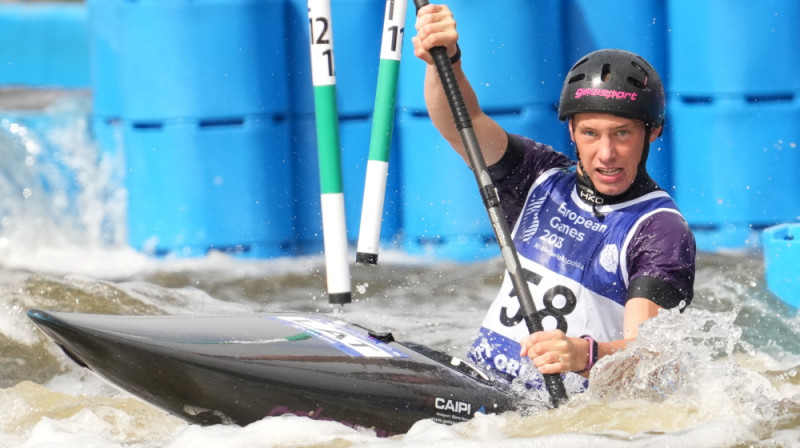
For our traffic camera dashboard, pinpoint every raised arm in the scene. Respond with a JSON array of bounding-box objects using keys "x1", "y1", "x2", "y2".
[{"x1": 411, "y1": 3, "x2": 508, "y2": 167}]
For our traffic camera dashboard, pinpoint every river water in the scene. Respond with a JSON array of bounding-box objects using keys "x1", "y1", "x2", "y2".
[{"x1": 1, "y1": 92, "x2": 798, "y2": 447}]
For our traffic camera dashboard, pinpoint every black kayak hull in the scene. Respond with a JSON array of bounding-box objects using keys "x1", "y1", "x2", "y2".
[{"x1": 28, "y1": 309, "x2": 516, "y2": 435}]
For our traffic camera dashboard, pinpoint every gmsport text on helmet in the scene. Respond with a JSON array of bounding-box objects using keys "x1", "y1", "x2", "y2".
[{"x1": 558, "y1": 49, "x2": 665, "y2": 129}]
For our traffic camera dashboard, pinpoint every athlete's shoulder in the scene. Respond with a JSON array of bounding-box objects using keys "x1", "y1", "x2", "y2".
[
  {"x1": 636, "y1": 207, "x2": 692, "y2": 237},
  {"x1": 491, "y1": 133, "x2": 572, "y2": 180},
  {"x1": 625, "y1": 209, "x2": 696, "y2": 308}
]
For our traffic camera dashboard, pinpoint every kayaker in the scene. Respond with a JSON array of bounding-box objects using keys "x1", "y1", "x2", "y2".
[{"x1": 412, "y1": 4, "x2": 696, "y2": 381}]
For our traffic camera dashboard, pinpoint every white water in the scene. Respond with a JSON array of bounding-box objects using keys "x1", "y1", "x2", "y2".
[{"x1": 1, "y1": 92, "x2": 799, "y2": 447}]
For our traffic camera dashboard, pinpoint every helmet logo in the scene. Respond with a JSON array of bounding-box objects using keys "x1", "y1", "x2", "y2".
[{"x1": 574, "y1": 88, "x2": 638, "y2": 101}]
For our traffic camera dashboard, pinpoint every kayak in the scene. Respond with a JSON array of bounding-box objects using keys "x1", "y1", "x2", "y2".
[{"x1": 28, "y1": 309, "x2": 517, "y2": 436}]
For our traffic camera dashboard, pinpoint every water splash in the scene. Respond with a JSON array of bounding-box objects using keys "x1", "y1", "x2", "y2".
[
  {"x1": 580, "y1": 306, "x2": 794, "y2": 430},
  {"x1": 0, "y1": 92, "x2": 132, "y2": 274}
]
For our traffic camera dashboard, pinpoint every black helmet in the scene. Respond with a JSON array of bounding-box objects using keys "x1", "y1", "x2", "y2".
[{"x1": 558, "y1": 49, "x2": 665, "y2": 129}]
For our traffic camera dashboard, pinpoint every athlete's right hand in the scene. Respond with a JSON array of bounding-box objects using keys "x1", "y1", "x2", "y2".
[
  {"x1": 519, "y1": 330, "x2": 589, "y2": 375},
  {"x1": 412, "y1": 3, "x2": 460, "y2": 66}
]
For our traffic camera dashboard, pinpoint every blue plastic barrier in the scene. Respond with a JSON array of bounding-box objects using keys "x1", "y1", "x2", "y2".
[
  {"x1": 646, "y1": 137, "x2": 672, "y2": 192},
  {"x1": 670, "y1": 95, "x2": 800, "y2": 250},
  {"x1": 86, "y1": 0, "x2": 122, "y2": 117},
  {"x1": 398, "y1": 113, "x2": 496, "y2": 261},
  {"x1": 763, "y1": 224, "x2": 800, "y2": 308},
  {"x1": 113, "y1": 0, "x2": 288, "y2": 120},
  {"x1": 124, "y1": 117, "x2": 294, "y2": 257},
  {"x1": 84, "y1": 0, "x2": 296, "y2": 257},
  {"x1": 398, "y1": 106, "x2": 566, "y2": 261},
  {"x1": 284, "y1": 0, "x2": 315, "y2": 116},
  {"x1": 398, "y1": 0, "x2": 563, "y2": 112},
  {"x1": 90, "y1": 116, "x2": 124, "y2": 161},
  {"x1": 563, "y1": 0, "x2": 668, "y2": 81},
  {"x1": 284, "y1": 0, "x2": 317, "y2": 252},
  {"x1": 0, "y1": 3, "x2": 90, "y2": 88},
  {"x1": 667, "y1": 0, "x2": 800, "y2": 96},
  {"x1": 287, "y1": 116, "x2": 321, "y2": 254},
  {"x1": 668, "y1": 0, "x2": 800, "y2": 251},
  {"x1": 330, "y1": 0, "x2": 384, "y2": 117}
]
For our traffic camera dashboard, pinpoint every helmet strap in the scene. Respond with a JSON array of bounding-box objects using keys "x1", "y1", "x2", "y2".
[{"x1": 640, "y1": 125, "x2": 652, "y2": 169}]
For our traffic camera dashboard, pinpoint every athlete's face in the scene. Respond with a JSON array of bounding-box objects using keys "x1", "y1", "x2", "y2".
[{"x1": 570, "y1": 113, "x2": 661, "y2": 196}]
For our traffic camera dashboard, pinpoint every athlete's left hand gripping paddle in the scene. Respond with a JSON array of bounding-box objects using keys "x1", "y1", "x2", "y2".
[{"x1": 412, "y1": 0, "x2": 568, "y2": 407}]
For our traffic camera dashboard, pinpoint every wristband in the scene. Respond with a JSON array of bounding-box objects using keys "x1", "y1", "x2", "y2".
[
  {"x1": 449, "y1": 44, "x2": 461, "y2": 64},
  {"x1": 579, "y1": 335, "x2": 598, "y2": 372}
]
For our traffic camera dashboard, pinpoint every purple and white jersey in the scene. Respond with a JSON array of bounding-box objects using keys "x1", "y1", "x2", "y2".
[{"x1": 469, "y1": 166, "x2": 685, "y2": 378}]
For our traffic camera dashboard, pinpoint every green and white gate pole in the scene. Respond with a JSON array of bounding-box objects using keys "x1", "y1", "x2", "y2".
[
  {"x1": 307, "y1": 0, "x2": 351, "y2": 304},
  {"x1": 355, "y1": 0, "x2": 407, "y2": 266}
]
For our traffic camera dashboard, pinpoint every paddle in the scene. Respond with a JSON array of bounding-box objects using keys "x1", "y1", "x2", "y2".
[{"x1": 412, "y1": 0, "x2": 568, "y2": 407}]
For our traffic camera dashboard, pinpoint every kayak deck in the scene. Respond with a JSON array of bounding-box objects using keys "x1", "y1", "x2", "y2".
[{"x1": 28, "y1": 309, "x2": 516, "y2": 435}]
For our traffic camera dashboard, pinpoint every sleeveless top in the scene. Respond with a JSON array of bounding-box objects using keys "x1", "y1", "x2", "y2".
[{"x1": 468, "y1": 166, "x2": 685, "y2": 378}]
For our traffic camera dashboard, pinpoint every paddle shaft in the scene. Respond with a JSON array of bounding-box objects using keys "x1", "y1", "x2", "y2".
[{"x1": 412, "y1": 0, "x2": 567, "y2": 407}]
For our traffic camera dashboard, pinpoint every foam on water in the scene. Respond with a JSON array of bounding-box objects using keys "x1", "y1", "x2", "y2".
[{"x1": 2, "y1": 257, "x2": 798, "y2": 448}]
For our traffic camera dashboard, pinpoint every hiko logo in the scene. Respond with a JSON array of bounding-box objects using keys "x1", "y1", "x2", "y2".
[
  {"x1": 434, "y1": 397, "x2": 472, "y2": 415},
  {"x1": 579, "y1": 188, "x2": 604, "y2": 205},
  {"x1": 574, "y1": 87, "x2": 638, "y2": 101}
]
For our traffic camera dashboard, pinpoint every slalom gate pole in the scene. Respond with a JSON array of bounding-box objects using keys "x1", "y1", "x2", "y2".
[
  {"x1": 355, "y1": 0, "x2": 407, "y2": 266},
  {"x1": 308, "y1": 0, "x2": 351, "y2": 305},
  {"x1": 412, "y1": 0, "x2": 568, "y2": 407}
]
